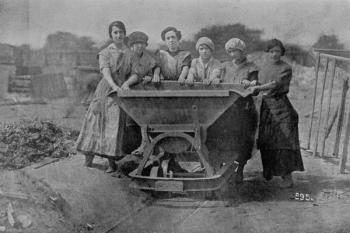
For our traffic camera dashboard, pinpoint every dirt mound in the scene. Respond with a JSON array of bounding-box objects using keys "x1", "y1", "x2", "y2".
[{"x1": 0, "y1": 119, "x2": 79, "y2": 169}]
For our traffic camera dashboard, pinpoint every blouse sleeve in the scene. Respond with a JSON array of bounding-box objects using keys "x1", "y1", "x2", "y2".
[
  {"x1": 274, "y1": 65, "x2": 292, "y2": 94},
  {"x1": 148, "y1": 51, "x2": 160, "y2": 72},
  {"x1": 98, "y1": 48, "x2": 110, "y2": 72},
  {"x1": 153, "y1": 49, "x2": 161, "y2": 67},
  {"x1": 187, "y1": 59, "x2": 197, "y2": 81},
  {"x1": 246, "y1": 62, "x2": 259, "y2": 81},
  {"x1": 181, "y1": 52, "x2": 192, "y2": 68}
]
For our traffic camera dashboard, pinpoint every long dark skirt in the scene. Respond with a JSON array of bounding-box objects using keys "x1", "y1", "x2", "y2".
[
  {"x1": 258, "y1": 95, "x2": 304, "y2": 176},
  {"x1": 261, "y1": 149, "x2": 304, "y2": 178}
]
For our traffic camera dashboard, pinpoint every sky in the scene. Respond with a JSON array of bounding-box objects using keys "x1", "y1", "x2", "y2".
[{"x1": 0, "y1": 0, "x2": 349, "y2": 49}]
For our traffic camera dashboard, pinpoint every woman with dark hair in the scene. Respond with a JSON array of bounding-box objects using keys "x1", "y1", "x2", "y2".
[
  {"x1": 152, "y1": 26, "x2": 191, "y2": 83},
  {"x1": 76, "y1": 20, "x2": 138, "y2": 173},
  {"x1": 250, "y1": 39, "x2": 304, "y2": 188}
]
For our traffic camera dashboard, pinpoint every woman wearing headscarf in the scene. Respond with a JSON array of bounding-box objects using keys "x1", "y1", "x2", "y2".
[
  {"x1": 76, "y1": 21, "x2": 138, "y2": 173},
  {"x1": 152, "y1": 26, "x2": 192, "y2": 83},
  {"x1": 206, "y1": 38, "x2": 258, "y2": 184},
  {"x1": 251, "y1": 39, "x2": 304, "y2": 188},
  {"x1": 186, "y1": 37, "x2": 221, "y2": 84},
  {"x1": 221, "y1": 38, "x2": 258, "y2": 86}
]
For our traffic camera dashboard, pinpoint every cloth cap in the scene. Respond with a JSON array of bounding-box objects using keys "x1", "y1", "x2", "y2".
[
  {"x1": 128, "y1": 31, "x2": 148, "y2": 46},
  {"x1": 196, "y1": 37, "x2": 215, "y2": 51},
  {"x1": 225, "y1": 38, "x2": 246, "y2": 52}
]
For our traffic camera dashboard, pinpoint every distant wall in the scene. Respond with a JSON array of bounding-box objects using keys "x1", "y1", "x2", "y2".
[
  {"x1": 8, "y1": 73, "x2": 68, "y2": 99},
  {"x1": 29, "y1": 49, "x2": 98, "y2": 75},
  {"x1": 0, "y1": 64, "x2": 16, "y2": 98}
]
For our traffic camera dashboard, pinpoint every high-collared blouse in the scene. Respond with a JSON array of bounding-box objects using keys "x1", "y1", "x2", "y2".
[{"x1": 187, "y1": 57, "x2": 221, "y2": 82}]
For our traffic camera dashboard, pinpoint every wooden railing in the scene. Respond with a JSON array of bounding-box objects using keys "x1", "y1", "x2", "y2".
[{"x1": 306, "y1": 49, "x2": 350, "y2": 173}]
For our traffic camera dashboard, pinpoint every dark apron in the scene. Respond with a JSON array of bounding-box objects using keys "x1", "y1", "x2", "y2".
[{"x1": 257, "y1": 94, "x2": 300, "y2": 151}]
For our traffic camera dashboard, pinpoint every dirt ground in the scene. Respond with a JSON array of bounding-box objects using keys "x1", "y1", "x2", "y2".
[{"x1": 1, "y1": 82, "x2": 350, "y2": 233}]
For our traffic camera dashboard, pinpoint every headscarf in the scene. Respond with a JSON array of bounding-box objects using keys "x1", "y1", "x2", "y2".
[
  {"x1": 225, "y1": 38, "x2": 246, "y2": 52},
  {"x1": 196, "y1": 37, "x2": 215, "y2": 51}
]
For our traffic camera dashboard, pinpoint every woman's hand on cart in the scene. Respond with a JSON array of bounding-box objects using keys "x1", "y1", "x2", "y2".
[
  {"x1": 143, "y1": 75, "x2": 153, "y2": 84},
  {"x1": 152, "y1": 74, "x2": 161, "y2": 84},
  {"x1": 121, "y1": 82, "x2": 130, "y2": 90},
  {"x1": 185, "y1": 77, "x2": 194, "y2": 86},
  {"x1": 211, "y1": 78, "x2": 221, "y2": 85},
  {"x1": 250, "y1": 80, "x2": 257, "y2": 87},
  {"x1": 178, "y1": 76, "x2": 186, "y2": 85},
  {"x1": 203, "y1": 79, "x2": 211, "y2": 85},
  {"x1": 241, "y1": 80, "x2": 251, "y2": 89},
  {"x1": 111, "y1": 84, "x2": 122, "y2": 93}
]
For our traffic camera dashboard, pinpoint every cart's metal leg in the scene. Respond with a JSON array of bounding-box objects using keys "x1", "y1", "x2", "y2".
[
  {"x1": 195, "y1": 143, "x2": 214, "y2": 177},
  {"x1": 136, "y1": 140, "x2": 156, "y2": 176}
]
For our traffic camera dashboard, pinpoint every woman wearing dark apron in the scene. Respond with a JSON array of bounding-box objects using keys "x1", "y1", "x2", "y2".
[
  {"x1": 76, "y1": 21, "x2": 137, "y2": 173},
  {"x1": 251, "y1": 39, "x2": 304, "y2": 188}
]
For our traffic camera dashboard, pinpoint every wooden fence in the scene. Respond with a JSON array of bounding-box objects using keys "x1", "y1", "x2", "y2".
[{"x1": 306, "y1": 49, "x2": 350, "y2": 173}]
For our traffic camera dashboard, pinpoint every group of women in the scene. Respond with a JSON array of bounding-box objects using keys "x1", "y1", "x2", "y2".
[{"x1": 75, "y1": 20, "x2": 304, "y2": 189}]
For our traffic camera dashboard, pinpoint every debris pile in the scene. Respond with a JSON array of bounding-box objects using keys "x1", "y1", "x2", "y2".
[{"x1": 0, "y1": 119, "x2": 79, "y2": 169}]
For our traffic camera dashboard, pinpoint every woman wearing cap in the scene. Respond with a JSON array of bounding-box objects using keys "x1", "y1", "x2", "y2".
[
  {"x1": 76, "y1": 21, "x2": 137, "y2": 173},
  {"x1": 206, "y1": 38, "x2": 258, "y2": 184},
  {"x1": 251, "y1": 39, "x2": 304, "y2": 188},
  {"x1": 221, "y1": 38, "x2": 258, "y2": 87},
  {"x1": 152, "y1": 27, "x2": 191, "y2": 83},
  {"x1": 186, "y1": 37, "x2": 221, "y2": 84},
  {"x1": 125, "y1": 31, "x2": 159, "y2": 88}
]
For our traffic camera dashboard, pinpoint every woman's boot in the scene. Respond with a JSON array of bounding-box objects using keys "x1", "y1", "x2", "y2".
[
  {"x1": 280, "y1": 173, "x2": 293, "y2": 188},
  {"x1": 84, "y1": 153, "x2": 94, "y2": 167},
  {"x1": 106, "y1": 158, "x2": 117, "y2": 173}
]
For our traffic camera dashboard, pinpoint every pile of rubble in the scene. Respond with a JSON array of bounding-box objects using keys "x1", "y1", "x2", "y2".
[{"x1": 0, "y1": 119, "x2": 79, "y2": 169}]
